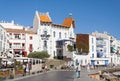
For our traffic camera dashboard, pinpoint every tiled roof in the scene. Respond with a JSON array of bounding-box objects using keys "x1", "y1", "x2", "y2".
[
  {"x1": 39, "y1": 15, "x2": 52, "y2": 23},
  {"x1": 62, "y1": 17, "x2": 75, "y2": 28},
  {"x1": 5, "y1": 28, "x2": 36, "y2": 34}
]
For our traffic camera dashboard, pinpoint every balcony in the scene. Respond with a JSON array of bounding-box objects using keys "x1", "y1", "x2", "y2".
[
  {"x1": 56, "y1": 46, "x2": 63, "y2": 49},
  {"x1": 96, "y1": 41, "x2": 106, "y2": 46},
  {"x1": 69, "y1": 36, "x2": 75, "y2": 40},
  {"x1": 12, "y1": 45, "x2": 22, "y2": 49}
]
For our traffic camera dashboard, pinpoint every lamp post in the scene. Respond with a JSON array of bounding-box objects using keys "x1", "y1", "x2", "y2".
[{"x1": 41, "y1": 31, "x2": 50, "y2": 51}]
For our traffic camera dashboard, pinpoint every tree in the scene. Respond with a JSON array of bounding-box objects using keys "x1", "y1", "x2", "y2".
[{"x1": 28, "y1": 51, "x2": 50, "y2": 59}]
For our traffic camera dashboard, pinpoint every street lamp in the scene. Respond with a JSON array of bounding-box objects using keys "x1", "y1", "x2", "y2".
[{"x1": 41, "y1": 31, "x2": 50, "y2": 51}]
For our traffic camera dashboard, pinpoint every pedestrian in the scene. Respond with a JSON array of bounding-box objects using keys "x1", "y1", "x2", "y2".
[
  {"x1": 75, "y1": 63, "x2": 81, "y2": 78},
  {"x1": 28, "y1": 62, "x2": 32, "y2": 75},
  {"x1": 42, "y1": 64, "x2": 45, "y2": 72},
  {"x1": 44, "y1": 64, "x2": 48, "y2": 73},
  {"x1": 87, "y1": 63, "x2": 90, "y2": 72},
  {"x1": 77, "y1": 64, "x2": 81, "y2": 78},
  {"x1": 23, "y1": 63, "x2": 27, "y2": 76},
  {"x1": 75, "y1": 65, "x2": 78, "y2": 78}
]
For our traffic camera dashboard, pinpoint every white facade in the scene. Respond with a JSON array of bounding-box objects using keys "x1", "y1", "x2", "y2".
[
  {"x1": 74, "y1": 34, "x2": 95, "y2": 66},
  {"x1": 75, "y1": 32, "x2": 112, "y2": 66},
  {"x1": 25, "y1": 34, "x2": 39, "y2": 54},
  {"x1": 90, "y1": 32, "x2": 111, "y2": 65},
  {"x1": 0, "y1": 21, "x2": 39, "y2": 57},
  {"x1": 0, "y1": 20, "x2": 25, "y2": 29},
  {"x1": 0, "y1": 25, "x2": 8, "y2": 56},
  {"x1": 73, "y1": 54, "x2": 90, "y2": 66},
  {"x1": 110, "y1": 36, "x2": 120, "y2": 65},
  {"x1": 33, "y1": 11, "x2": 75, "y2": 58}
]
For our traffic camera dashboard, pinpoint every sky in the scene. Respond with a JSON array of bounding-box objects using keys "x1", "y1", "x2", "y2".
[{"x1": 0, "y1": 0, "x2": 120, "y2": 39}]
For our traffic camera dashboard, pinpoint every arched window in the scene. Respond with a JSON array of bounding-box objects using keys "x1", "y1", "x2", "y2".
[
  {"x1": 53, "y1": 31, "x2": 55, "y2": 37},
  {"x1": 44, "y1": 30, "x2": 47, "y2": 35},
  {"x1": 43, "y1": 28, "x2": 47, "y2": 35},
  {"x1": 59, "y1": 32, "x2": 61, "y2": 38},
  {"x1": 44, "y1": 40, "x2": 47, "y2": 48},
  {"x1": 65, "y1": 33, "x2": 67, "y2": 38}
]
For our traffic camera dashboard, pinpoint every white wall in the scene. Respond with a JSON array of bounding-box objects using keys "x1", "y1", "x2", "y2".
[
  {"x1": 33, "y1": 11, "x2": 75, "y2": 58},
  {"x1": 89, "y1": 35, "x2": 96, "y2": 58},
  {"x1": 0, "y1": 25, "x2": 8, "y2": 55},
  {"x1": 73, "y1": 54, "x2": 90, "y2": 66},
  {"x1": 25, "y1": 34, "x2": 39, "y2": 55}
]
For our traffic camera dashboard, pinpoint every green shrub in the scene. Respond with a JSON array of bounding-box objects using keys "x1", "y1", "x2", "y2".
[
  {"x1": 28, "y1": 51, "x2": 50, "y2": 59},
  {"x1": 67, "y1": 45, "x2": 74, "y2": 52}
]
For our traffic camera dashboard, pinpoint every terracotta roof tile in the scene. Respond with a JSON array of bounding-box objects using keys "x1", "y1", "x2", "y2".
[
  {"x1": 5, "y1": 28, "x2": 36, "y2": 34},
  {"x1": 62, "y1": 17, "x2": 75, "y2": 28},
  {"x1": 39, "y1": 15, "x2": 52, "y2": 23}
]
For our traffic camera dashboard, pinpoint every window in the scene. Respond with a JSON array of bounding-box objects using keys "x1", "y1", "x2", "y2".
[
  {"x1": 92, "y1": 45, "x2": 94, "y2": 52},
  {"x1": 9, "y1": 43, "x2": 12, "y2": 48},
  {"x1": 22, "y1": 43, "x2": 25, "y2": 47},
  {"x1": 9, "y1": 33, "x2": 12, "y2": 39},
  {"x1": 104, "y1": 48, "x2": 106, "y2": 52},
  {"x1": 92, "y1": 53, "x2": 94, "y2": 58},
  {"x1": 44, "y1": 41, "x2": 47, "y2": 48},
  {"x1": 92, "y1": 38, "x2": 94, "y2": 44},
  {"x1": 53, "y1": 31, "x2": 55, "y2": 37},
  {"x1": 65, "y1": 33, "x2": 67, "y2": 38},
  {"x1": 44, "y1": 30, "x2": 47, "y2": 35},
  {"x1": 22, "y1": 34, "x2": 25, "y2": 39},
  {"x1": 14, "y1": 34, "x2": 20, "y2": 39},
  {"x1": 41, "y1": 23, "x2": 43, "y2": 26},
  {"x1": 70, "y1": 33, "x2": 72, "y2": 37},
  {"x1": 29, "y1": 44, "x2": 33, "y2": 52},
  {"x1": 59, "y1": 50, "x2": 61, "y2": 54},
  {"x1": 81, "y1": 60, "x2": 83, "y2": 64},
  {"x1": 9, "y1": 33, "x2": 12, "y2": 35},
  {"x1": 85, "y1": 59, "x2": 87, "y2": 64},
  {"x1": 1, "y1": 34, "x2": 3, "y2": 40},
  {"x1": 0, "y1": 42, "x2": 2, "y2": 50},
  {"x1": 30, "y1": 36, "x2": 32, "y2": 40},
  {"x1": 54, "y1": 51, "x2": 55, "y2": 57},
  {"x1": 59, "y1": 32, "x2": 61, "y2": 38},
  {"x1": 97, "y1": 61, "x2": 99, "y2": 64}
]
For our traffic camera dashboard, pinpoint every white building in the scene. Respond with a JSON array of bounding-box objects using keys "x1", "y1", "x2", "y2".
[
  {"x1": 0, "y1": 25, "x2": 8, "y2": 57},
  {"x1": 75, "y1": 34, "x2": 95, "y2": 66},
  {"x1": 0, "y1": 21, "x2": 39, "y2": 57},
  {"x1": 75, "y1": 32, "x2": 111, "y2": 66},
  {"x1": 110, "y1": 36, "x2": 120, "y2": 65},
  {"x1": 32, "y1": 11, "x2": 75, "y2": 58},
  {"x1": 90, "y1": 32, "x2": 111, "y2": 66}
]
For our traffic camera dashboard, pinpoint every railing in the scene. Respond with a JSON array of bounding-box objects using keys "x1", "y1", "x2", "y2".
[{"x1": 56, "y1": 46, "x2": 63, "y2": 48}]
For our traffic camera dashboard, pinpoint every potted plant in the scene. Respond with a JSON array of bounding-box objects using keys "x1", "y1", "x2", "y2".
[{"x1": 0, "y1": 74, "x2": 6, "y2": 81}]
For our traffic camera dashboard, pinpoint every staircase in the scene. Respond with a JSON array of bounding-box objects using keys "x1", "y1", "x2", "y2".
[{"x1": 45, "y1": 59, "x2": 67, "y2": 70}]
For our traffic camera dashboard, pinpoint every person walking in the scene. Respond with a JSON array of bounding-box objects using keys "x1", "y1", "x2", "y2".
[
  {"x1": 44, "y1": 64, "x2": 48, "y2": 73},
  {"x1": 28, "y1": 62, "x2": 32, "y2": 75},
  {"x1": 23, "y1": 63, "x2": 27, "y2": 76},
  {"x1": 87, "y1": 63, "x2": 90, "y2": 72},
  {"x1": 75, "y1": 63, "x2": 81, "y2": 78},
  {"x1": 77, "y1": 64, "x2": 81, "y2": 78}
]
